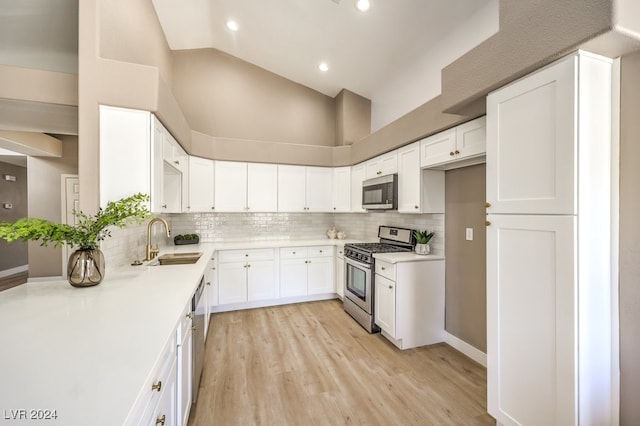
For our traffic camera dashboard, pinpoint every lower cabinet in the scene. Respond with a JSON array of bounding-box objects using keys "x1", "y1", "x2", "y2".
[
  {"x1": 374, "y1": 259, "x2": 445, "y2": 350},
  {"x1": 177, "y1": 304, "x2": 192, "y2": 426},
  {"x1": 204, "y1": 254, "x2": 217, "y2": 339},
  {"x1": 335, "y1": 245, "x2": 345, "y2": 298},
  {"x1": 280, "y1": 246, "x2": 334, "y2": 297},
  {"x1": 217, "y1": 249, "x2": 275, "y2": 305}
]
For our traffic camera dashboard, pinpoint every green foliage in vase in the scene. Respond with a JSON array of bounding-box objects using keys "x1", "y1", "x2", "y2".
[
  {"x1": 0, "y1": 193, "x2": 151, "y2": 250},
  {"x1": 414, "y1": 229, "x2": 435, "y2": 244}
]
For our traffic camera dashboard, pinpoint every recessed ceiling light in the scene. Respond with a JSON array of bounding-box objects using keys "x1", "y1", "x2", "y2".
[
  {"x1": 318, "y1": 62, "x2": 329, "y2": 72},
  {"x1": 355, "y1": 0, "x2": 370, "y2": 12},
  {"x1": 226, "y1": 20, "x2": 239, "y2": 31}
]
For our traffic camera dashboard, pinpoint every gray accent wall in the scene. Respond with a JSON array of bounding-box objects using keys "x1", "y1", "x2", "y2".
[
  {"x1": 0, "y1": 161, "x2": 28, "y2": 272},
  {"x1": 619, "y1": 51, "x2": 640, "y2": 426},
  {"x1": 444, "y1": 165, "x2": 487, "y2": 352}
]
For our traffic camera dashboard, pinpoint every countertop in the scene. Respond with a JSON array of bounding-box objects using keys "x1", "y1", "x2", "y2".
[
  {"x1": 373, "y1": 252, "x2": 445, "y2": 264},
  {"x1": 0, "y1": 237, "x2": 362, "y2": 426}
]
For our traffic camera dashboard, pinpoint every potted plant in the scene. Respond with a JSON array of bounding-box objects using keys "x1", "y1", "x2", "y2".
[
  {"x1": 174, "y1": 233, "x2": 199, "y2": 245},
  {"x1": 0, "y1": 193, "x2": 150, "y2": 287},
  {"x1": 414, "y1": 230, "x2": 434, "y2": 255}
]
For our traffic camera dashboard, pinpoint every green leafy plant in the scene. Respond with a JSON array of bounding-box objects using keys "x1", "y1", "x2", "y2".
[
  {"x1": 0, "y1": 193, "x2": 151, "y2": 250},
  {"x1": 414, "y1": 229, "x2": 435, "y2": 245}
]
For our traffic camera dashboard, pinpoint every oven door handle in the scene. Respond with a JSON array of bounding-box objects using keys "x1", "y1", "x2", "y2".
[{"x1": 345, "y1": 256, "x2": 372, "y2": 270}]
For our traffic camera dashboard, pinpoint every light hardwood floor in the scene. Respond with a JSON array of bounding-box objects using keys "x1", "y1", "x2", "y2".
[{"x1": 189, "y1": 300, "x2": 495, "y2": 426}]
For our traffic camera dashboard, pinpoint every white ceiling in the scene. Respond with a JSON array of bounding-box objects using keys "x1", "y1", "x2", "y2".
[{"x1": 151, "y1": 0, "x2": 494, "y2": 99}]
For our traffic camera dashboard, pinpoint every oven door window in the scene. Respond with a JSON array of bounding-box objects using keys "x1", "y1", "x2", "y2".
[{"x1": 346, "y1": 262, "x2": 367, "y2": 301}]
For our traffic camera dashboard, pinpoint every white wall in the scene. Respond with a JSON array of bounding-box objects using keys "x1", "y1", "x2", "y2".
[{"x1": 370, "y1": 0, "x2": 499, "y2": 132}]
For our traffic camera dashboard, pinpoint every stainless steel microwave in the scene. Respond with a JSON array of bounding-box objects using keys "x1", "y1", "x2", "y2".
[{"x1": 362, "y1": 174, "x2": 398, "y2": 210}]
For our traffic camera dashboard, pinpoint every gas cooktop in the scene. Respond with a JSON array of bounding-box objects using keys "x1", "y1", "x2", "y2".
[{"x1": 345, "y1": 242, "x2": 411, "y2": 254}]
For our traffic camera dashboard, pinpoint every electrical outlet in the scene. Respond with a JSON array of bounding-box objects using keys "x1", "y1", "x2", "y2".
[{"x1": 465, "y1": 228, "x2": 473, "y2": 241}]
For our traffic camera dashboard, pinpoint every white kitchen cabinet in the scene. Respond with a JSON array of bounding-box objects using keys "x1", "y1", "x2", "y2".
[
  {"x1": 99, "y1": 106, "x2": 189, "y2": 213},
  {"x1": 247, "y1": 163, "x2": 278, "y2": 212},
  {"x1": 335, "y1": 245, "x2": 345, "y2": 298},
  {"x1": 217, "y1": 249, "x2": 276, "y2": 305},
  {"x1": 204, "y1": 254, "x2": 217, "y2": 338},
  {"x1": 486, "y1": 52, "x2": 614, "y2": 426},
  {"x1": 365, "y1": 150, "x2": 397, "y2": 179},
  {"x1": 177, "y1": 304, "x2": 192, "y2": 426},
  {"x1": 214, "y1": 161, "x2": 278, "y2": 212},
  {"x1": 147, "y1": 359, "x2": 177, "y2": 426},
  {"x1": 420, "y1": 116, "x2": 486, "y2": 170},
  {"x1": 154, "y1": 116, "x2": 187, "y2": 213},
  {"x1": 373, "y1": 259, "x2": 445, "y2": 350},
  {"x1": 214, "y1": 161, "x2": 248, "y2": 212},
  {"x1": 332, "y1": 167, "x2": 351, "y2": 212},
  {"x1": 350, "y1": 163, "x2": 367, "y2": 213},
  {"x1": 188, "y1": 156, "x2": 215, "y2": 212},
  {"x1": 277, "y1": 165, "x2": 332, "y2": 212},
  {"x1": 279, "y1": 246, "x2": 334, "y2": 297},
  {"x1": 397, "y1": 142, "x2": 445, "y2": 213}
]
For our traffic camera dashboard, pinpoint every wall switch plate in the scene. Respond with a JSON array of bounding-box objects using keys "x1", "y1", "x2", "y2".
[
  {"x1": 3, "y1": 174, "x2": 16, "y2": 182},
  {"x1": 465, "y1": 228, "x2": 473, "y2": 241},
  {"x1": 2, "y1": 203, "x2": 13, "y2": 209}
]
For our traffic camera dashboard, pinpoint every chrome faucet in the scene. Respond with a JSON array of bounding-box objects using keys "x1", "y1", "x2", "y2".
[{"x1": 145, "y1": 216, "x2": 171, "y2": 261}]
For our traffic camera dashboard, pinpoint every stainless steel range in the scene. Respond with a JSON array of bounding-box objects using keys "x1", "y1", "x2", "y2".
[{"x1": 343, "y1": 226, "x2": 415, "y2": 333}]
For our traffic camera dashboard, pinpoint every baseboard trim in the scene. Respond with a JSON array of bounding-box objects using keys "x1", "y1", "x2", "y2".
[
  {"x1": 443, "y1": 331, "x2": 487, "y2": 367},
  {"x1": 0, "y1": 265, "x2": 28, "y2": 278},
  {"x1": 27, "y1": 276, "x2": 64, "y2": 283}
]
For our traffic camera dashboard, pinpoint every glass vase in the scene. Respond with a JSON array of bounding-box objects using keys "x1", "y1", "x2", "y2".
[{"x1": 67, "y1": 248, "x2": 105, "y2": 287}]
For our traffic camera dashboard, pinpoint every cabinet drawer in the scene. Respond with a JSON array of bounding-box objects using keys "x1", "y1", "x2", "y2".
[
  {"x1": 280, "y1": 247, "x2": 308, "y2": 259},
  {"x1": 375, "y1": 260, "x2": 395, "y2": 281},
  {"x1": 307, "y1": 246, "x2": 334, "y2": 258},
  {"x1": 133, "y1": 330, "x2": 176, "y2": 424},
  {"x1": 218, "y1": 248, "x2": 274, "y2": 263}
]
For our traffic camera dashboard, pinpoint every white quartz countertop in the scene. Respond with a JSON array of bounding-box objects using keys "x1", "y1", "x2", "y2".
[
  {"x1": 373, "y1": 252, "x2": 445, "y2": 264},
  {"x1": 0, "y1": 238, "x2": 364, "y2": 425}
]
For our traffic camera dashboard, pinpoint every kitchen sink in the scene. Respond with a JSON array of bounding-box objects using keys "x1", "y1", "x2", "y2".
[{"x1": 155, "y1": 252, "x2": 203, "y2": 265}]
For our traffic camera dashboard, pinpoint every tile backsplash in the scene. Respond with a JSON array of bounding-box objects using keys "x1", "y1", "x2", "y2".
[{"x1": 102, "y1": 211, "x2": 445, "y2": 267}]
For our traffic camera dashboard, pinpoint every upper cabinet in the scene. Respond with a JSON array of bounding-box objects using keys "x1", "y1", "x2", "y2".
[
  {"x1": 99, "y1": 105, "x2": 187, "y2": 213},
  {"x1": 278, "y1": 165, "x2": 332, "y2": 212},
  {"x1": 365, "y1": 151, "x2": 397, "y2": 179},
  {"x1": 214, "y1": 161, "x2": 278, "y2": 212},
  {"x1": 188, "y1": 157, "x2": 215, "y2": 213},
  {"x1": 332, "y1": 167, "x2": 351, "y2": 212},
  {"x1": 420, "y1": 116, "x2": 486, "y2": 170},
  {"x1": 397, "y1": 142, "x2": 444, "y2": 214},
  {"x1": 350, "y1": 163, "x2": 367, "y2": 213}
]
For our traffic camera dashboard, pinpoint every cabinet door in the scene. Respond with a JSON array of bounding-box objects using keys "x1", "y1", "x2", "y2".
[
  {"x1": 178, "y1": 327, "x2": 192, "y2": 426},
  {"x1": 456, "y1": 116, "x2": 486, "y2": 160},
  {"x1": 247, "y1": 163, "x2": 278, "y2": 212},
  {"x1": 335, "y1": 256, "x2": 344, "y2": 298},
  {"x1": 280, "y1": 258, "x2": 308, "y2": 297},
  {"x1": 150, "y1": 117, "x2": 164, "y2": 213},
  {"x1": 174, "y1": 142, "x2": 190, "y2": 213},
  {"x1": 487, "y1": 214, "x2": 576, "y2": 426},
  {"x1": 365, "y1": 151, "x2": 398, "y2": 179},
  {"x1": 217, "y1": 261, "x2": 248, "y2": 305},
  {"x1": 278, "y1": 165, "x2": 306, "y2": 212},
  {"x1": 307, "y1": 256, "x2": 334, "y2": 295},
  {"x1": 305, "y1": 167, "x2": 333, "y2": 212},
  {"x1": 204, "y1": 254, "x2": 217, "y2": 338},
  {"x1": 332, "y1": 167, "x2": 351, "y2": 212},
  {"x1": 374, "y1": 274, "x2": 396, "y2": 337},
  {"x1": 150, "y1": 360, "x2": 177, "y2": 426},
  {"x1": 188, "y1": 157, "x2": 215, "y2": 212},
  {"x1": 350, "y1": 163, "x2": 367, "y2": 213},
  {"x1": 214, "y1": 161, "x2": 248, "y2": 212},
  {"x1": 486, "y1": 56, "x2": 575, "y2": 215},
  {"x1": 247, "y1": 260, "x2": 275, "y2": 301},
  {"x1": 419, "y1": 127, "x2": 456, "y2": 168},
  {"x1": 397, "y1": 142, "x2": 421, "y2": 213}
]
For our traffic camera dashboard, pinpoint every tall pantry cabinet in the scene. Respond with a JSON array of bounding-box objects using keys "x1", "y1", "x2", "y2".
[{"x1": 486, "y1": 52, "x2": 616, "y2": 425}]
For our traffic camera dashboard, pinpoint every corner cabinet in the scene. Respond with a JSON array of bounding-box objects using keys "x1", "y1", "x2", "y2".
[
  {"x1": 99, "y1": 105, "x2": 187, "y2": 212},
  {"x1": 397, "y1": 142, "x2": 444, "y2": 213},
  {"x1": 187, "y1": 156, "x2": 215, "y2": 213},
  {"x1": 486, "y1": 51, "x2": 615, "y2": 426},
  {"x1": 374, "y1": 258, "x2": 445, "y2": 350},
  {"x1": 420, "y1": 116, "x2": 486, "y2": 170}
]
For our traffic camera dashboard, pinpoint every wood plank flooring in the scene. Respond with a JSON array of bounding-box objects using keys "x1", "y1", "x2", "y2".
[
  {"x1": 189, "y1": 300, "x2": 495, "y2": 426},
  {"x1": 0, "y1": 272, "x2": 27, "y2": 292}
]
